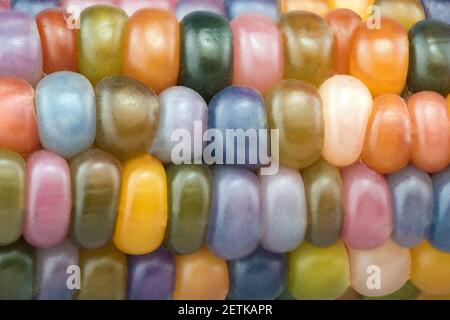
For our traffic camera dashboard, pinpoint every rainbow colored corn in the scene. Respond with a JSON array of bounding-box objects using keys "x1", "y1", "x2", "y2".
[{"x1": 0, "y1": 0, "x2": 449, "y2": 300}]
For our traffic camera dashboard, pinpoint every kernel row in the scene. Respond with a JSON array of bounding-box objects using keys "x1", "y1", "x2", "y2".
[
  {"x1": 1, "y1": 239, "x2": 450, "y2": 300},
  {"x1": 5, "y1": 0, "x2": 450, "y2": 27},
  {"x1": 1, "y1": 74, "x2": 449, "y2": 174},
  {"x1": 1, "y1": 145, "x2": 450, "y2": 255},
  {"x1": 1, "y1": 2, "x2": 449, "y2": 97}
]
